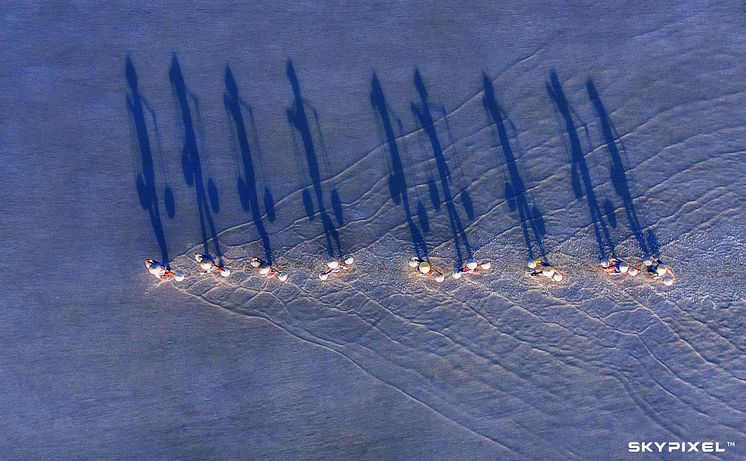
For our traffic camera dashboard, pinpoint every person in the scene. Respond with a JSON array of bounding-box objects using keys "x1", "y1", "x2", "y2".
[
  {"x1": 318, "y1": 266, "x2": 339, "y2": 280},
  {"x1": 195, "y1": 253, "x2": 230, "y2": 277},
  {"x1": 528, "y1": 259, "x2": 563, "y2": 282},
  {"x1": 453, "y1": 258, "x2": 491, "y2": 278},
  {"x1": 250, "y1": 257, "x2": 288, "y2": 282},
  {"x1": 409, "y1": 257, "x2": 445, "y2": 282},
  {"x1": 600, "y1": 258, "x2": 624, "y2": 275},
  {"x1": 145, "y1": 258, "x2": 184, "y2": 281},
  {"x1": 600, "y1": 258, "x2": 640, "y2": 277},
  {"x1": 600, "y1": 258, "x2": 641, "y2": 277},
  {"x1": 146, "y1": 258, "x2": 166, "y2": 278},
  {"x1": 643, "y1": 256, "x2": 664, "y2": 274},
  {"x1": 643, "y1": 256, "x2": 674, "y2": 285},
  {"x1": 319, "y1": 255, "x2": 354, "y2": 280},
  {"x1": 323, "y1": 256, "x2": 354, "y2": 269}
]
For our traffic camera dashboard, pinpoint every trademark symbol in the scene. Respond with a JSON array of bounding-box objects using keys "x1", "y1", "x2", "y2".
[{"x1": 727, "y1": 441, "x2": 735, "y2": 447}]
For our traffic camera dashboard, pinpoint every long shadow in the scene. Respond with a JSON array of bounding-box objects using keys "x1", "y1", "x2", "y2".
[
  {"x1": 310, "y1": 110, "x2": 345, "y2": 228},
  {"x1": 224, "y1": 66, "x2": 273, "y2": 263},
  {"x1": 586, "y1": 79, "x2": 658, "y2": 257},
  {"x1": 437, "y1": 107, "x2": 475, "y2": 222},
  {"x1": 370, "y1": 72, "x2": 429, "y2": 260},
  {"x1": 411, "y1": 127, "x2": 441, "y2": 214},
  {"x1": 285, "y1": 60, "x2": 343, "y2": 257},
  {"x1": 410, "y1": 69, "x2": 473, "y2": 266},
  {"x1": 482, "y1": 73, "x2": 548, "y2": 263},
  {"x1": 125, "y1": 57, "x2": 170, "y2": 264},
  {"x1": 396, "y1": 118, "x2": 432, "y2": 235},
  {"x1": 169, "y1": 55, "x2": 224, "y2": 264},
  {"x1": 244, "y1": 107, "x2": 276, "y2": 223},
  {"x1": 546, "y1": 71, "x2": 615, "y2": 260}
]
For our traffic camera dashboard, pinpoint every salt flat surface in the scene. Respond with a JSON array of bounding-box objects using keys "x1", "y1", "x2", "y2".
[{"x1": 1, "y1": 1, "x2": 744, "y2": 459}]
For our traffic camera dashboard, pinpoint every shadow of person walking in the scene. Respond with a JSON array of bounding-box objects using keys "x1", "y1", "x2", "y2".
[
  {"x1": 482, "y1": 72, "x2": 549, "y2": 264},
  {"x1": 169, "y1": 55, "x2": 224, "y2": 265},
  {"x1": 370, "y1": 72, "x2": 429, "y2": 260},
  {"x1": 410, "y1": 69, "x2": 473, "y2": 267},
  {"x1": 285, "y1": 59, "x2": 343, "y2": 258},
  {"x1": 586, "y1": 79, "x2": 658, "y2": 257},
  {"x1": 125, "y1": 56, "x2": 171, "y2": 264},
  {"x1": 547, "y1": 71, "x2": 616, "y2": 261},
  {"x1": 224, "y1": 66, "x2": 273, "y2": 263}
]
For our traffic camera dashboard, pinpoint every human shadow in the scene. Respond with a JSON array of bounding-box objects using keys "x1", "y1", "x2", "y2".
[
  {"x1": 310, "y1": 109, "x2": 345, "y2": 227},
  {"x1": 391, "y1": 114, "x2": 433, "y2": 234},
  {"x1": 125, "y1": 56, "x2": 171, "y2": 264},
  {"x1": 242, "y1": 104, "x2": 276, "y2": 223},
  {"x1": 169, "y1": 55, "x2": 224, "y2": 264},
  {"x1": 410, "y1": 69, "x2": 473, "y2": 266},
  {"x1": 244, "y1": 106, "x2": 276, "y2": 222},
  {"x1": 285, "y1": 59, "x2": 343, "y2": 257},
  {"x1": 482, "y1": 73, "x2": 548, "y2": 263},
  {"x1": 370, "y1": 72, "x2": 429, "y2": 260},
  {"x1": 432, "y1": 103, "x2": 475, "y2": 222},
  {"x1": 395, "y1": 117, "x2": 431, "y2": 235},
  {"x1": 224, "y1": 66, "x2": 273, "y2": 263},
  {"x1": 546, "y1": 71, "x2": 615, "y2": 260},
  {"x1": 586, "y1": 79, "x2": 658, "y2": 257}
]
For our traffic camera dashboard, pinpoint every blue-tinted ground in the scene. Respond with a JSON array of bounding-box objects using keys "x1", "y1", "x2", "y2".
[{"x1": 1, "y1": 1, "x2": 745, "y2": 459}]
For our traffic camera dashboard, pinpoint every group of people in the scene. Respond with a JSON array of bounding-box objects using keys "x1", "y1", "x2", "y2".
[
  {"x1": 319, "y1": 256, "x2": 355, "y2": 280},
  {"x1": 144, "y1": 254, "x2": 253, "y2": 281},
  {"x1": 527, "y1": 260, "x2": 564, "y2": 282},
  {"x1": 145, "y1": 254, "x2": 231, "y2": 281},
  {"x1": 145, "y1": 253, "x2": 674, "y2": 286},
  {"x1": 144, "y1": 254, "x2": 349, "y2": 283},
  {"x1": 600, "y1": 256, "x2": 675, "y2": 285},
  {"x1": 145, "y1": 258, "x2": 185, "y2": 282},
  {"x1": 409, "y1": 257, "x2": 492, "y2": 282},
  {"x1": 249, "y1": 257, "x2": 289, "y2": 282}
]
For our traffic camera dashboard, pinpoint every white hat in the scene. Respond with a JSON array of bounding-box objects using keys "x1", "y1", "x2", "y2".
[
  {"x1": 434, "y1": 273, "x2": 445, "y2": 283},
  {"x1": 173, "y1": 271, "x2": 185, "y2": 282},
  {"x1": 452, "y1": 270, "x2": 462, "y2": 279},
  {"x1": 600, "y1": 258, "x2": 610, "y2": 268},
  {"x1": 250, "y1": 258, "x2": 262, "y2": 268},
  {"x1": 418, "y1": 261, "x2": 431, "y2": 274},
  {"x1": 343, "y1": 256, "x2": 354, "y2": 266},
  {"x1": 278, "y1": 273, "x2": 288, "y2": 282},
  {"x1": 628, "y1": 267, "x2": 639, "y2": 276},
  {"x1": 663, "y1": 275, "x2": 674, "y2": 286},
  {"x1": 200, "y1": 261, "x2": 213, "y2": 271},
  {"x1": 619, "y1": 261, "x2": 629, "y2": 273},
  {"x1": 656, "y1": 266, "x2": 668, "y2": 276},
  {"x1": 480, "y1": 261, "x2": 491, "y2": 270},
  {"x1": 147, "y1": 261, "x2": 164, "y2": 274},
  {"x1": 409, "y1": 258, "x2": 419, "y2": 268},
  {"x1": 542, "y1": 267, "x2": 555, "y2": 277},
  {"x1": 527, "y1": 260, "x2": 537, "y2": 269},
  {"x1": 465, "y1": 258, "x2": 478, "y2": 270},
  {"x1": 552, "y1": 272, "x2": 563, "y2": 282},
  {"x1": 220, "y1": 268, "x2": 231, "y2": 277},
  {"x1": 319, "y1": 271, "x2": 329, "y2": 280},
  {"x1": 258, "y1": 265, "x2": 271, "y2": 276},
  {"x1": 194, "y1": 253, "x2": 204, "y2": 262},
  {"x1": 326, "y1": 258, "x2": 339, "y2": 269},
  {"x1": 643, "y1": 257, "x2": 653, "y2": 266}
]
